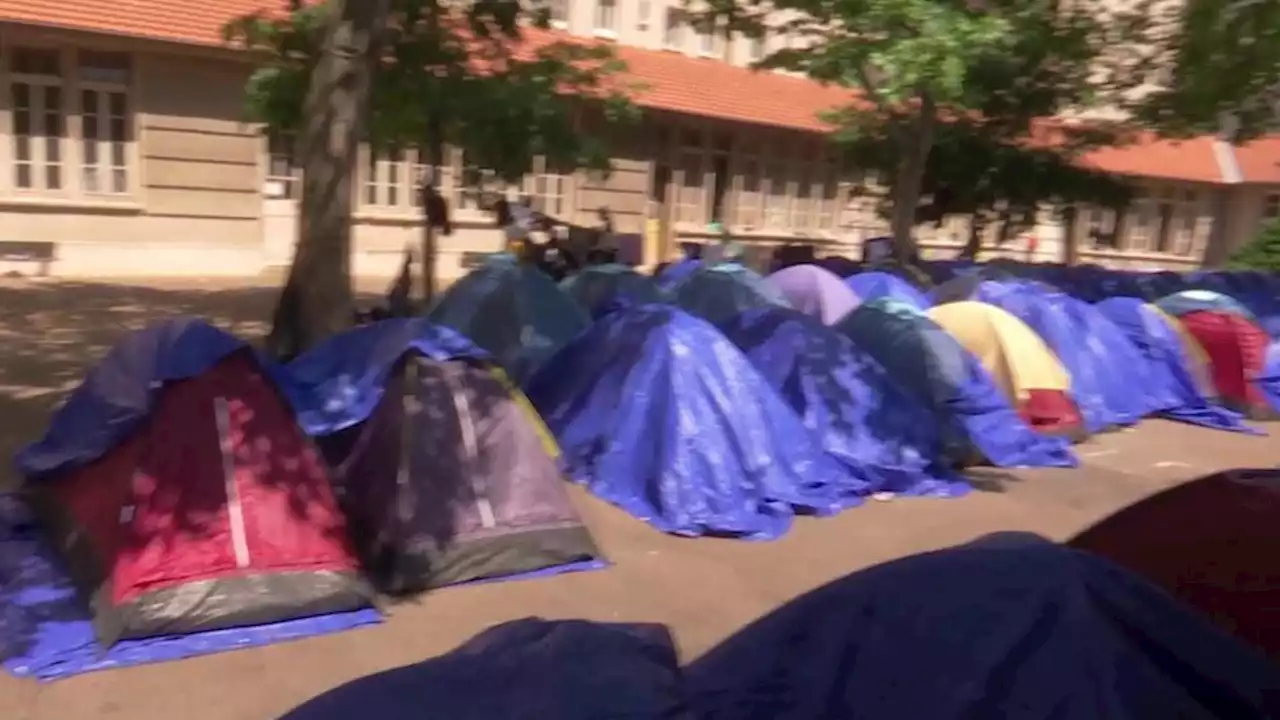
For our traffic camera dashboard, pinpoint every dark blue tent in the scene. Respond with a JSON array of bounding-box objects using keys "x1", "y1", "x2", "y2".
[
  {"x1": 425, "y1": 254, "x2": 590, "y2": 383},
  {"x1": 716, "y1": 307, "x2": 969, "y2": 498},
  {"x1": 1093, "y1": 298, "x2": 1254, "y2": 434},
  {"x1": 654, "y1": 258, "x2": 702, "y2": 290},
  {"x1": 523, "y1": 305, "x2": 858, "y2": 540},
  {"x1": 1156, "y1": 289, "x2": 1255, "y2": 322},
  {"x1": 278, "y1": 317, "x2": 489, "y2": 436},
  {"x1": 560, "y1": 264, "x2": 667, "y2": 319},
  {"x1": 835, "y1": 299, "x2": 1077, "y2": 468},
  {"x1": 844, "y1": 271, "x2": 932, "y2": 310},
  {"x1": 686, "y1": 533, "x2": 1280, "y2": 720},
  {"x1": 669, "y1": 263, "x2": 791, "y2": 324},
  {"x1": 952, "y1": 280, "x2": 1162, "y2": 433},
  {"x1": 16, "y1": 317, "x2": 247, "y2": 478}
]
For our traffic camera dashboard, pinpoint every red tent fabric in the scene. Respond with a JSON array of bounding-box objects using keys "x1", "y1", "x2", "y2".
[
  {"x1": 1070, "y1": 469, "x2": 1280, "y2": 661},
  {"x1": 25, "y1": 351, "x2": 371, "y2": 645},
  {"x1": 1175, "y1": 310, "x2": 1276, "y2": 418},
  {"x1": 1020, "y1": 389, "x2": 1087, "y2": 441}
]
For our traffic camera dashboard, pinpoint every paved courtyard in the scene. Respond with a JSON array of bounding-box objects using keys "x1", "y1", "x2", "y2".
[{"x1": 1, "y1": 278, "x2": 1276, "y2": 720}]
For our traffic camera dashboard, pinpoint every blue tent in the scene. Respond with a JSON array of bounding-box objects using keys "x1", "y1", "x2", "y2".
[
  {"x1": 716, "y1": 307, "x2": 969, "y2": 498},
  {"x1": 278, "y1": 317, "x2": 489, "y2": 436},
  {"x1": 669, "y1": 262, "x2": 791, "y2": 324},
  {"x1": 958, "y1": 280, "x2": 1162, "y2": 433},
  {"x1": 425, "y1": 254, "x2": 590, "y2": 383},
  {"x1": 1093, "y1": 298, "x2": 1255, "y2": 434},
  {"x1": 685, "y1": 532, "x2": 1280, "y2": 720},
  {"x1": 522, "y1": 305, "x2": 858, "y2": 540},
  {"x1": 560, "y1": 264, "x2": 667, "y2": 319},
  {"x1": 1156, "y1": 289, "x2": 1255, "y2": 322},
  {"x1": 16, "y1": 318, "x2": 248, "y2": 479},
  {"x1": 844, "y1": 271, "x2": 932, "y2": 310},
  {"x1": 835, "y1": 299, "x2": 1077, "y2": 468},
  {"x1": 654, "y1": 258, "x2": 701, "y2": 290}
]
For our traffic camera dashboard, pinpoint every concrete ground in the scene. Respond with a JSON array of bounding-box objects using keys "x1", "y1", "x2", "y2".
[{"x1": 0, "y1": 278, "x2": 1277, "y2": 720}]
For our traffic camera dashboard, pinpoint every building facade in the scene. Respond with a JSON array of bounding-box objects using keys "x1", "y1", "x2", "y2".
[{"x1": 0, "y1": 0, "x2": 1275, "y2": 280}]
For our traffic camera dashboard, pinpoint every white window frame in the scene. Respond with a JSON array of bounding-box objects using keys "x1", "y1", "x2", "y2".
[
  {"x1": 1264, "y1": 192, "x2": 1280, "y2": 221},
  {"x1": 637, "y1": 0, "x2": 652, "y2": 30},
  {"x1": 747, "y1": 34, "x2": 766, "y2": 63},
  {"x1": 763, "y1": 159, "x2": 789, "y2": 229},
  {"x1": 523, "y1": 155, "x2": 571, "y2": 218},
  {"x1": 663, "y1": 8, "x2": 685, "y2": 50},
  {"x1": 264, "y1": 131, "x2": 300, "y2": 199},
  {"x1": 697, "y1": 26, "x2": 717, "y2": 57},
  {"x1": 78, "y1": 51, "x2": 132, "y2": 197},
  {"x1": 363, "y1": 146, "x2": 411, "y2": 209},
  {"x1": 9, "y1": 47, "x2": 67, "y2": 195},
  {"x1": 593, "y1": 0, "x2": 618, "y2": 38}
]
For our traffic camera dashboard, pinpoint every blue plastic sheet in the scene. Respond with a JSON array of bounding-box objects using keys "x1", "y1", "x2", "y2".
[
  {"x1": 523, "y1": 305, "x2": 856, "y2": 540},
  {"x1": 966, "y1": 281, "x2": 1160, "y2": 433},
  {"x1": 560, "y1": 264, "x2": 668, "y2": 318},
  {"x1": 15, "y1": 318, "x2": 247, "y2": 480},
  {"x1": 279, "y1": 317, "x2": 489, "y2": 436},
  {"x1": 716, "y1": 307, "x2": 969, "y2": 497},
  {"x1": 426, "y1": 254, "x2": 590, "y2": 383},
  {"x1": 844, "y1": 271, "x2": 932, "y2": 310},
  {"x1": 1156, "y1": 289, "x2": 1256, "y2": 321},
  {"x1": 0, "y1": 496, "x2": 380, "y2": 681},
  {"x1": 281, "y1": 619, "x2": 689, "y2": 720},
  {"x1": 654, "y1": 258, "x2": 702, "y2": 290},
  {"x1": 1094, "y1": 298, "x2": 1256, "y2": 434},
  {"x1": 669, "y1": 263, "x2": 791, "y2": 324},
  {"x1": 685, "y1": 532, "x2": 1280, "y2": 720},
  {"x1": 836, "y1": 300, "x2": 1077, "y2": 468}
]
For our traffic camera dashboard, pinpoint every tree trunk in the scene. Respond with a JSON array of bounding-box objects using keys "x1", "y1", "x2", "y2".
[
  {"x1": 889, "y1": 93, "x2": 937, "y2": 265},
  {"x1": 266, "y1": 0, "x2": 391, "y2": 360},
  {"x1": 960, "y1": 215, "x2": 986, "y2": 260},
  {"x1": 1061, "y1": 206, "x2": 1079, "y2": 265}
]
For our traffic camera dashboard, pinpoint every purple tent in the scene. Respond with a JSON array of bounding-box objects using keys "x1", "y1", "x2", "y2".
[{"x1": 766, "y1": 265, "x2": 860, "y2": 325}]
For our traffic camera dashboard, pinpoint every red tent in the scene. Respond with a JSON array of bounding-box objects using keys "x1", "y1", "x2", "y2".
[
  {"x1": 1070, "y1": 469, "x2": 1280, "y2": 661},
  {"x1": 25, "y1": 351, "x2": 372, "y2": 645},
  {"x1": 1175, "y1": 310, "x2": 1278, "y2": 419}
]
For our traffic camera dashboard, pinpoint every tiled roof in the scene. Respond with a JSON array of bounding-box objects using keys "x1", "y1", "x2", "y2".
[
  {"x1": 0, "y1": 1, "x2": 1262, "y2": 183},
  {"x1": 1233, "y1": 137, "x2": 1280, "y2": 184}
]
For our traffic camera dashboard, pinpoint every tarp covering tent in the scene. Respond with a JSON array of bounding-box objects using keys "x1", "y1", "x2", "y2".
[
  {"x1": 1157, "y1": 289, "x2": 1255, "y2": 322},
  {"x1": 280, "y1": 619, "x2": 690, "y2": 720},
  {"x1": 425, "y1": 254, "x2": 590, "y2": 383},
  {"x1": 716, "y1": 307, "x2": 969, "y2": 498},
  {"x1": 686, "y1": 532, "x2": 1280, "y2": 720},
  {"x1": 835, "y1": 299, "x2": 1077, "y2": 469},
  {"x1": 927, "y1": 302, "x2": 1086, "y2": 440},
  {"x1": 1172, "y1": 311, "x2": 1280, "y2": 419},
  {"x1": 15, "y1": 319, "x2": 372, "y2": 645},
  {"x1": 669, "y1": 263, "x2": 791, "y2": 325},
  {"x1": 523, "y1": 305, "x2": 855, "y2": 540},
  {"x1": 955, "y1": 282, "x2": 1162, "y2": 433},
  {"x1": 1071, "y1": 468, "x2": 1280, "y2": 663},
  {"x1": 1093, "y1": 298, "x2": 1251, "y2": 433},
  {"x1": 283, "y1": 319, "x2": 602, "y2": 594},
  {"x1": 654, "y1": 258, "x2": 701, "y2": 290},
  {"x1": 844, "y1": 271, "x2": 932, "y2": 311},
  {"x1": 560, "y1": 263, "x2": 666, "y2": 318},
  {"x1": 764, "y1": 265, "x2": 860, "y2": 325}
]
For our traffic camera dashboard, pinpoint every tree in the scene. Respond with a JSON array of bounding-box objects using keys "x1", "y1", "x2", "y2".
[
  {"x1": 1225, "y1": 219, "x2": 1280, "y2": 271},
  {"x1": 227, "y1": 0, "x2": 638, "y2": 357},
  {"x1": 698, "y1": 0, "x2": 1146, "y2": 263}
]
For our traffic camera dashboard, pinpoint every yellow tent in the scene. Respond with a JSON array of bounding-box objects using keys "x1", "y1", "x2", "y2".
[{"x1": 927, "y1": 301, "x2": 1071, "y2": 402}]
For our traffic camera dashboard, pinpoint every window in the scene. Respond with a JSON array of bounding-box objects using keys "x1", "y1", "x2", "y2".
[
  {"x1": 547, "y1": 0, "x2": 569, "y2": 24},
  {"x1": 663, "y1": 8, "x2": 684, "y2": 49},
  {"x1": 736, "y1": 159, "x2": 763, "y2": 227},
  {"x1": 815, "y1": 164, "x2": 840, "y2": 230},
  {"x1": 697, "y1": 26, "x2": 717, "y2": 56},
  {"x1": 79, "y1": 51, "x2": 131, "y2": 195},
  {"x1": 1081, "y1": 206, "x2": 1116, "y2": 248},
  {"x1": 677, "y1": 152, "x2": 704, "y2": 224},
  {"x1": 791, "y1": 165, "x2": 812, "y2": 229},
  {"x1": 524, "y1": 156, "x2": 569, "y2": 217},
  {"x1": 637, "y1": 0, "x2": 652, "y2": 30},
  {"x1": 364, "y1": 147, "x2": 407, "y2": 207},
  {"x1": 747, "y1": 34, "x2": 766, "y2": 63},
  {"x1": 594, "y1": 0, "x2": 617, "y2": 36},
  {"x1": 11, "y1": 47, "x2": 65, "y2": 192},
  {"x1": 265, "y1": 132, "x2": 300, "y2": 199},
  {"x1": 764, "y1": 163, "x2": 788, "y2": 228},
  {"x1": 1264, "y1": 193, "x2": 1280, "y2": 220},
  {"x1": 1126, "y1": 199, "x2": 1156, "y2": 252}
]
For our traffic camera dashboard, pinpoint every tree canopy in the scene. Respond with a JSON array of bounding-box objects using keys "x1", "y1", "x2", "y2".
[{"x1": 1226, "y1": 218, "x2": 1280, "y2": 272}]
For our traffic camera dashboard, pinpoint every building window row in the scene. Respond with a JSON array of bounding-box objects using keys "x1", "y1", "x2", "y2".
[
  {"x1": 7, "y1": 46, "x2": 133, "y2": 198},
  {"x1": 1077, "y1": 187, "x2": 1206, "y2": 258}
]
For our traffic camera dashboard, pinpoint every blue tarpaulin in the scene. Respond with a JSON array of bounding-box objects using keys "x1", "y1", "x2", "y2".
[
  {"x1": 1156, "y1": 289, "x2": 1256, "y2": 321},
  {"x1": 836, "y1": 300, "x2": 1077, "y2": 468},
  {"x1": 669, "y1": 263, "x2": 791, "y2": 325},
  {"x1": 844, "y1": 271, "x2": 932, "y2": 310},
  {"x1": 560, "y1": 263, "x2": 668, "y2": 319},
  {"x1": 1094, "y1": 298, "x2": 1255, "y2": 434},
  {"x1": 966, "y1": 281, "x2": 1161, "y2": 433},
  {"x1": 522, "y1": 305, "x2": 857, "y2": 540},
  {"x1": 15, "y1": 318, "x2": 247, "y2": 480},
  {"x1": 716, "y1": 307, "x2": 969, "y2": 497},
  {"x1": 279, "y1": 318, "x2": 489, "y2": 436},
  {"x1": 685, "y1": 533, "x2": 1280, "y2": 720},
  {"x1": 654, "y1": 258, "x2": 702, "y2": 290},
  {"x1": 426, "y1": 254, "x2": 590, "y2": 383}
]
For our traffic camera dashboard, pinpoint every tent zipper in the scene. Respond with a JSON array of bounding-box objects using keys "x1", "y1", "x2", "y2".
[
  {"x1": 214, "y1": 396, "x2": 252, "y2": 568},
  {"x1": 441, "y1": 363, "x2": 497, "y2": 529}
]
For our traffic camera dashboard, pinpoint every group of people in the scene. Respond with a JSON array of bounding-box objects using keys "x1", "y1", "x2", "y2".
[{"x1": 494, "y1": 196, "x2": 620, "y2": 281}]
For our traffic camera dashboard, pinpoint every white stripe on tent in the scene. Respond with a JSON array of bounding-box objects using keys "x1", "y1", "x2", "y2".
[{"x1": 215, "y1": 396, "x2": 252, "y2": 569}]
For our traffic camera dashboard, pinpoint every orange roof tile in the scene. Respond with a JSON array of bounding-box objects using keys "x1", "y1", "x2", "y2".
[
  {"x1": 0, "y1": 1, "x2": 282, "y2": 48},
  {"x1": 1233, "y1": 136, "x2": 1280, "y2": 184},
  {"x1": 1076, "y1": 133, "x2": 1225, "y2": 184}
]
